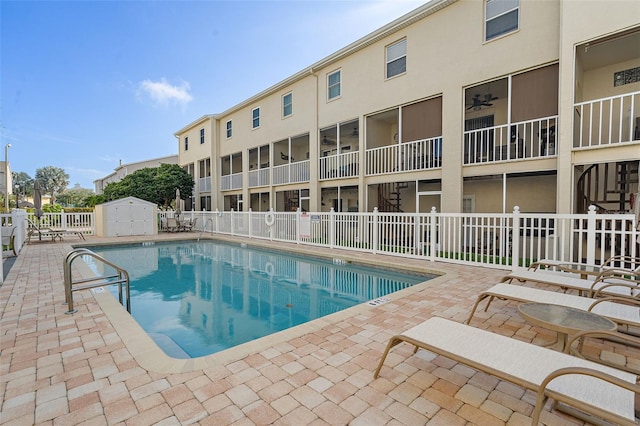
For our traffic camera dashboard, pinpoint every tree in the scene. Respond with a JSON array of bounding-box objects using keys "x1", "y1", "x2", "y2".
[
  {"x1": 56, "y1": 187, "x2": 95, "y2": 207},
  {"x1": 11, "y1": 171, "x2": 33, "y2": 206},
  {"x1": 103, "y1": 164, "x2": 193, "y2": 207},
  {"x1": 35, "y1": 166, "x2": 69, "y2": 204}
]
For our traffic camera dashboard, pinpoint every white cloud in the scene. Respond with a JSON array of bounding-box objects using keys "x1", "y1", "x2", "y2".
[{"x1": 138, "y1": 78, "x2": 193, "y2": 106}]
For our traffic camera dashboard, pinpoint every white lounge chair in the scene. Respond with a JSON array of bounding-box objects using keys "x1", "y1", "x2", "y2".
[
  {"x1": 530, "y1": 255, "x2": 639, "y2": 275},
  {"x1": 374, "y1": 317, "x2": 639, "y2": 425},
  {"x1": 466, "y1": 283, "x2": 640, "y2": 330},
  {"x1": 502, "y1": 268, "x2": 640, "y2": 297}
]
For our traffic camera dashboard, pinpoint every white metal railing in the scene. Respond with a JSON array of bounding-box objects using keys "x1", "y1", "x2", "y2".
[
  {"x1": 248, "y1": 168, "x2": 270, "y2": 187},
  {"x1": 190, "y1": 205, "x2": 638, "y2": 270},
  {"x1": 464, "y1": 116, "x2": 558, "y2": 165},
  {"x1": 272, "y1": 160, "x2": 310, "y2": 185},
  {"x1": 198, "y1": 176, "x2": 211, "y2": 193},
  {"x1": 366, "y1": 137, "x2": 442, "y2": 176},
  {"x1": 319, "y1": 151, "x2": 359, "y2": 180},
  {"x1": 574, "y1": 91, "x2": 640, "y2": 148},
  {"x1": 220, "y1": 172, "x2": 243, "y2": 191}
]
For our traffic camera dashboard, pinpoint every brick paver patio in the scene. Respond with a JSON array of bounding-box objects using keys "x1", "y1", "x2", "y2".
[{"x1": 1, "y1": 233, "x2": 636, "y2": 425}]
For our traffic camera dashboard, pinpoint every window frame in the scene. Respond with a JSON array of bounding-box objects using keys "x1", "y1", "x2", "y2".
[
  {"x1": 485, "y1": 0, "x2": 519, "y2": 41},
  {"x1": 200, "y1": 128, "x2": 205, "y2": 144},
  {"x1": 385, "y1": 38, "x2": 407, "y2": 79},
  {"x1": 282, "y1": 92, "x2": 293, "y2": 118},
  {"x1": 252, "y1": 107, "x2": 260, "y2": 129},
  {"x1": 327, "y1": 69, "x2": 341, "y2": 100},
  {"x1": 184, "y1": 136, "x2": 189, "y2": 151},
  {"x1": 226, "y1": 120, "x2": 232, "y2": 138}
]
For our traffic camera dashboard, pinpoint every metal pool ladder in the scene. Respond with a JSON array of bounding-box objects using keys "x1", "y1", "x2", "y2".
[
  {"x1": 197, "y1": 218, "x2": 214, "y2": 241},
  {"x1": 63, "y1": 248, "x2": 131, "y2": 314}
]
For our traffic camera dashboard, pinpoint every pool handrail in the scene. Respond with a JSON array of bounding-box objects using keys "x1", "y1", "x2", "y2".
[{"x1": 63, "y1": 248, "x2": 131, "y2": 314}]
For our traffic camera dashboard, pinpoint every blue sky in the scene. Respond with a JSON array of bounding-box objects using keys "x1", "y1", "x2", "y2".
[{"x1": 1, "y1": 0, "x2": 424, "y2": 190}]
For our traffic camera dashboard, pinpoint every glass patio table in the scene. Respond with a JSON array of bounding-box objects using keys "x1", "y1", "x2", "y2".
[{"x1": 517, "y1": 302, "x2": 616, "y2": 351}]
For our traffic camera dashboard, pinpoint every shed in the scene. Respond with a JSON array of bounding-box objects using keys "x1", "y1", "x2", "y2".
[{"x1": 95, "y1": 197, "x2": 158, "y2": 237}]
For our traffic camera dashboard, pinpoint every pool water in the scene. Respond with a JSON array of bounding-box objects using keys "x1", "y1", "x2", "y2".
[{"x1": 85, "y1": 241, "x2": 432, "y2": 358}]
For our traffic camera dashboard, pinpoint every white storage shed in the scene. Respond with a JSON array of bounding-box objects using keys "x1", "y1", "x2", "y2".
[{"x1": 95, "y1": 197, "x2": 158, "y2": 237}]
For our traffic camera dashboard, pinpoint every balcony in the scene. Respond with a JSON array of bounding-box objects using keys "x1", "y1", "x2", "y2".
[
  {"x1": 272, "y1": 160, "x2": 310, "y2": 185},
  {"x1": 574, "y1": 91, "x2": 640, "y2": 148},
  {"x1": 199, "y1": 176, "x2": 211, "y2": 193},
  {"x1": 248, "y1": 168, "x2": 270, "y2": 188},
  {"x1": 319, "y1": 151, "x2": 359, "y2": 180},
  {"x1": 463, "y1": 116, "x2": 557, "y2": 165},
  {"x1": 221, "y1": 172, "x2": 242, "y2": 191},
  {"x1": 366, "y1": 137, "x2": 442, "y2": 176}
]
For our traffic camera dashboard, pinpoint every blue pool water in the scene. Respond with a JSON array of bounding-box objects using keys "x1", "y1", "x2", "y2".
[{"x1": 85, "y1": 240, "x2": 432, "y2": 358}]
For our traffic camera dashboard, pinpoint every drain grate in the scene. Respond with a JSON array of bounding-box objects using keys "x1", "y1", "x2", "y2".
[{"x1": 367, "y1": 297, "x2": 390, "y2": 306}]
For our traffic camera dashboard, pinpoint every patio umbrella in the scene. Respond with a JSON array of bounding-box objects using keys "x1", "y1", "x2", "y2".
[
  {"x1": 175, "y1": 188, "x2": 181, "y2": 218},
  {"x1": 33, "y1": 180, "x2": 43, "y2": 219}
]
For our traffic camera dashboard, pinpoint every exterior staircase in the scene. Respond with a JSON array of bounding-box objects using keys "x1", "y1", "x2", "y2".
[
  {"x1": 577, "y1": 161, "x2": 639, "y2": 213},
  {"x1": 378, "y1": 182, "x2": 409, "y2": 212}
]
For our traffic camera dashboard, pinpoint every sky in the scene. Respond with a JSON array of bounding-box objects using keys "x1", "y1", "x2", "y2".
[{"x1": 1, "y1": 0, "x2": 425, "y2": 191}]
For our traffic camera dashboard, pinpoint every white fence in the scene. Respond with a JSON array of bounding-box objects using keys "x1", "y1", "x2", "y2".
[
  {"x1": 180, "y1": 206, "x2": 639, "y2": 270},
  {"x1": 574, "y1": 91, "x2": 640, "y2": 148}
]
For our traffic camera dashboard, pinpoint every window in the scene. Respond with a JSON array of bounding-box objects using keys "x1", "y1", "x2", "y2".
[
  {"x1": 386, "y1": 39, "x2": 406, "y2": 78},
  {"x1": 226, "y1": 120, "x2": 232, "y2": 138},
  {"x1": 184, "y1": 136, "x2": 189, "y2": 151},
  {"x1": 283, "y1": 93, "x2": 292, "y2": 117},
  {"x1": 252, "y1": 107, "x2": 260, "y2": 129},
  {"x1": 485, "y1": 0, "x2": 519, "y2": 41},
  {"x1": 200, "y1": 128, "x2": 205, "y2": 144},
  {"x1": 328, "y1": 70, "x2": 341, "y2": 100}
]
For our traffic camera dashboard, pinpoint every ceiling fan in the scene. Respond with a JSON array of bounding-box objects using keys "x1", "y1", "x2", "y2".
[
  {"x1": 321, "y1": 135, "x2": 336, "y2": 145},
  {"x1": 467, "y1": 93, "x2": 498, "y2": 110}
]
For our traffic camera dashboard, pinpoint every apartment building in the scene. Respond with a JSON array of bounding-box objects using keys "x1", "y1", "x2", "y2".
[
  {"x1": 175, "y1": 0, "x2": 640, "y2": 215},
  {"x1": 94, "y1": 155, "x2": 178, "y2": 195}
]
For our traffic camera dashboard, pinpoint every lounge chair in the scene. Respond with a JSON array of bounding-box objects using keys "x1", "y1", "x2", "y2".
[
  {"x1": 529, "y1": 255, "x2": 640, "y2": 278},
  {"x1": 466, "y1": 283, "x2": 640, "y2": 331},
  {"x1": 27, "y1": 219, "x2": 86, "y2": 242},
  {"x1": 501, "y1": 268, "x2": 640, "y2": 297},
  {"x1": 374, "y1": 317, "x2": 639, "y2": 425}
]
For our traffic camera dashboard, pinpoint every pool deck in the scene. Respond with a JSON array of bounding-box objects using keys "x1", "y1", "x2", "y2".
[{"x1": 1, "y1": 232, "x2": 637, "y2": 425}]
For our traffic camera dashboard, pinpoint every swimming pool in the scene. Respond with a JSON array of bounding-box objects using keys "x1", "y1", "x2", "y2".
[{"x1": 85, "y1": 240, "x2": 433, "y2": 358}]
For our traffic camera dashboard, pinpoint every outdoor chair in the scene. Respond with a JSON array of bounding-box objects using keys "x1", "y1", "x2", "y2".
[
  {"x1": 181, "y1": 217, "x2": 197, "y2": 232},
  {"x1": 166, "y1": 217, "x2": 179, "y2": 232},
  {"x1": 501, "y1": 268, "x2": 640, "y2": 298},
  {"x1": 529, "y1": 255, "x2": 640, "y2": 278},
  {"x1": 27, "y1": 218, "x2": 85, "y2": 243},
  {"x1": 374, "y1": 317, "x2": 639, "y2": 425},
  {"x1": 466, "y1": 283, "x2": 640, "y2": 332},
  {"x1": 1, "y1": 226, "x2": 16, "y2": 256}
]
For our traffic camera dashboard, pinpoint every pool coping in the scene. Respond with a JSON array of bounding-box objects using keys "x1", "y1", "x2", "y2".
[{"x1": 77, "y1": 235, "x2": 454, "y2": 374}]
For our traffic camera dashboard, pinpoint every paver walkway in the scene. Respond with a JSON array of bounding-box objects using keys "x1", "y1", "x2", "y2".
[{"x1": 1, "y1": 233, "x2": 636, "y2": 425}]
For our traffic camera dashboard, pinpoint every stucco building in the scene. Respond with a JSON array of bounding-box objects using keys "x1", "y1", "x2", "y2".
[
  {"x1": 175, "y1": 0, "x2": 640, "y2": 215},
  {"x1": 94, "y1": 155, "x2": 178, "y2": 195}
]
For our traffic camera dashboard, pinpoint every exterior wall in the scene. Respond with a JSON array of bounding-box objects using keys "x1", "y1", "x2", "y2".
[
  {"x1": 556, "y1": 0, "x2": 640, "y2": 213},
  {"x1": 174, "y1": 0, "x2": 639, "y2": 215}
]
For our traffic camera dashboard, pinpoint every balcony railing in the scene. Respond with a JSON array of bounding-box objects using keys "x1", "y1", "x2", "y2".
[
  {"x1": 198, "y1": 176, "x2": 211, "y2": 193},
  {"x1": 220, "y1": 172, "x2": 242, "y2": 191},
  {"x1": 272, "y1": 160, "x2": 310, "y2": 185},
  {"x1": 248, "y1": 168, "x2": 270, "y2": 187},
  {"x1": 366, "y1": 137, "x2": 442, "y2": 176},
  {"x1": 464, "y1": 116, "x2": 557, "y2": 165},
  {"x1": 574, "y1": 91, "x2": 640, "y2": 148},
  {"x1": 319, "y1": 151, "x2": 359, "y2": 180}
]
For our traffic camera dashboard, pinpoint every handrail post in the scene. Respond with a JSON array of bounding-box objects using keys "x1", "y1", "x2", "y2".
[
  {"x1": 429, "y1": 207, "x2": 437, "y2": 261},
  {"x1": 511, "y1": 206, "x2": 521, "y2": 269},
  {"x1": 586, "y1": 205, "x2": 597, "y2": 265},
  {"x1": 372, "y1": 207, "x2": 379, "y2": 254}
]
